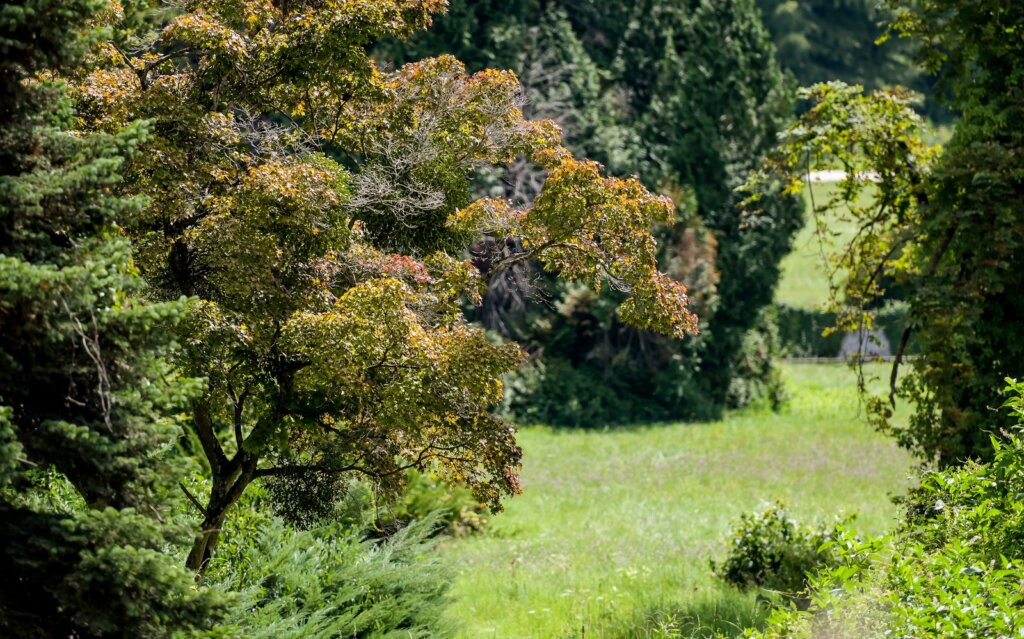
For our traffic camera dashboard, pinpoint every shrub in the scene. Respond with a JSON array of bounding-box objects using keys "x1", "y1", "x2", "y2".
[
  {"x1": 727, "y1": 307, "x2": 787, "y2": 410},
  {"x1": 774, "y1": 304, "x2": 914, "y2": 358},
  {"x1": 262, "y1": 464, "x2": 488, "y2": 538},
  {"x1": 504, "y1": 358, "x2": 657, "y2": 427},
  {"x1": 378, "y1": 470, "x2": 489, "y2": 537},
  {"x1": 748, "y1": 380, "x2": 1024, "y2": 639},
  {"x1": 713, "y1": 501, "x2": 844, "y2": 595},
  {"x1": 207, "y1": 507, "x2": 455, "y2": 639}
]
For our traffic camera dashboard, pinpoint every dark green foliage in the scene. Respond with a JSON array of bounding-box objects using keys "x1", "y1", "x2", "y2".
[
  {"x1": 751, "y1": 0, "x2": 1024, "y2": 465},
  {"x1": 754, "y1": 0, "x2": 924, "y2": 95},
  {"x1": 713, "y1": 501, "x2": 843, "y2": 595},
  {"x1": 208, "y1": 503, "x2": 456, "y2": 639},
  {"x1": 615, "y1": 0, "x2": 804, "y2": 416},
  {"x1": 883, "y1": 0, "x2": 1024, "y2": 465},
  {"x1": 504, "y1": 356, "x2": 715, "y2": 427},
  {"x1": 775, "y1": 304, "x2": 914, "y2": 358},
  {"x1": 774, "y1": 307, "x2": 844, "y2": 359},
  {"x1": 263, "y1": 467, "x2": 352, "y2": 530},
  {"x1": 386, "y1": 0, "x2": 803, "y2": 425},
  {"x1": 752, "y1": 381, "x2": 1024, "y2": 638},
  {"x1": 0, "y1": 0, "x2": 101, "y2": 108},
  {"x1": 0, "y1": 1, "x2": 223, "y2": 635},
  {"x1": 499, "y1": 282, "x2": 719, "y2": 426},
  {"x1": 0, "y1": 505, "x2": 222, "y2": 638},
  {"x1": 376, "y1": 0, "x2": 536, "y2": 72},
  {"x1": 726, "y1": 307, "x2": 787, "y2": 410},
  {"x1": 754, "y1": 0, "x2": 950, "y2": 123},
  {"x1": 265, "y1": 465, "x2": 491, "y2": 536}
]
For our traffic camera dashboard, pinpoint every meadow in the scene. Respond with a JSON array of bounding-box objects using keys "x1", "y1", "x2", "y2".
[
  {"x1": 441, "y1": 363, "x2": 914, "y2": 638},
  {"x1": 775, "y1": 182, "x2": 869, "y2": 310}
]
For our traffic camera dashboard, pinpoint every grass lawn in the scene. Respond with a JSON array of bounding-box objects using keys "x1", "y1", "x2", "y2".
[
  {"x1": 775, "y1": 183, "x2": 874, "y2": 310},
  {"x1": 441, "y1": 363, "x2": 914, "y2": 638}
]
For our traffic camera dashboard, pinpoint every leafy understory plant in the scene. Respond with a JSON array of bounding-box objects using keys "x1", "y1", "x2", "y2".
[
  {"x1": 713, "y1": 501, "x2": 847, "y2": 601},
  {"x1": 208, "y1": 506, "x2": 454, "y2": 639},
  {"x1": 748, "y1": 380, "x2": 1024, "y2": 639}
]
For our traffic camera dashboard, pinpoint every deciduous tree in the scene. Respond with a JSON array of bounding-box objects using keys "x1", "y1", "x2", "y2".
[
  {"x1": 73, "y1": 0, "x2": 697, "y2": 574},
  {"x1": 746, "y1": 0, "x2": 1024, "y2": 465},
  {"x1": 385, "y1": 0, "x2": 802, "y2": 424}
]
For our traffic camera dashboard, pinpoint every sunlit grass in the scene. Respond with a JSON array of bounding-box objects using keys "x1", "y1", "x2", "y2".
[
  {"x1": 441, "y1": 363, "x2": 914, "y2": 638},
  {"x1": 776, "y1": 183, "x2": 874, "y2": 310}
]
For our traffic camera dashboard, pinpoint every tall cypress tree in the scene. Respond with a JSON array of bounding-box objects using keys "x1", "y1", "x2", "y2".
[
  {"x1": 0, "y1": 1, "x2": 223, "y2": 635},
  {"x1": 616, "y1": 0, "x2": 803, "y2": 412}
]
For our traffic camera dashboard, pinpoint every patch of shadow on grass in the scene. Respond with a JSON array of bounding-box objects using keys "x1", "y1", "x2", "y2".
[{"x1": 606, "y1": 592, "x2": 770, "y2": 639}]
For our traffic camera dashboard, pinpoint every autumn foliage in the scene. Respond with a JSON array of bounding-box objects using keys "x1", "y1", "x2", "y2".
[{"x1": 66, "y1": 0, "x2": 697, "y2": 573}]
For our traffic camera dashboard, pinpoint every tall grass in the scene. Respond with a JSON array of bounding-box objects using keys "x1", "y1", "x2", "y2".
[{"x1": 441, "y1": 363, "x2": 913, "y2": 638}]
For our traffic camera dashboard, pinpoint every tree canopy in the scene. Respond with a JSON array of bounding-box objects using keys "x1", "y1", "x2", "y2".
[
  {"x1": 383, "y1": 0, "x2": 803, "y2": 425},
  {"x1": 746, "y1": 0, "x2": 1024, "y2": 465},
  {"x1": 67, "y1": 0, "x2": 697, "y2": 574}
]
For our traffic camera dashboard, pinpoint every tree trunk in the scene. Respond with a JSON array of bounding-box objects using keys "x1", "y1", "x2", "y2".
[
  {"x1": 185, "y1": 509, "x2": 226, "y2": 576},
  {"x1": 185, "y1": 457, "x2": 256, "y2": 578}
]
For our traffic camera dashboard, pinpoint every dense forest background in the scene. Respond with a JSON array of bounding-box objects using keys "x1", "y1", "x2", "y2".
[{"x1": 379, "y1": 0, "x2": 935, "y2": 426}]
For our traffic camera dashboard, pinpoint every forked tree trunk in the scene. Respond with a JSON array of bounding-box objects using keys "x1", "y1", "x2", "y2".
[{"x1": 185, "y1": 459, "x2": 256, "y2": 578}]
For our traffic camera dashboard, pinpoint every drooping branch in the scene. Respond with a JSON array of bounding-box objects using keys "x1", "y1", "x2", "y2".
[
  {"x1": 888, "y1": 218, "x2": 960, "y2": 406},
  {"x1": 179, "y1": 482, "x2": 207, "y2": 517},
  {"x1": 58, "y1": 296, "x2": 113, "y2": 431}
]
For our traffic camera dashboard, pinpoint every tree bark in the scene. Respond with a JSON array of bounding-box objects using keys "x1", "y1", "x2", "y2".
[
  {"x1": 185, "y1": 510, "x2": 226, "y2": 576},
  {"x1": 185, "y1": 454, "x2": 257, "y2": 578}
]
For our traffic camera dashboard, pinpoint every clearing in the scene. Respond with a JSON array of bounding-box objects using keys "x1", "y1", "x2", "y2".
[
  {"x1": 442, "y1": 362, "x2": 913, "y2": 638},
  {"x1": 776, "y1": 181, "x2": 875, "y2": 310}
]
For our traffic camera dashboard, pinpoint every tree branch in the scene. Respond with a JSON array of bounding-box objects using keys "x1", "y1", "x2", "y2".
[
  {"x1": 889, "y1": 326, "x2": 913, "y2": 407},
  {"x1": 192, "y1": 399, "x2": 227, "y2": 475},
  {"x1": 254, "y1": 461, "x2": 362, "y2": 479},
  {"x1": 179, "y1": 482, "x2": 207, "y2": 517},
  {"x1": 888, "y1": 218, "x2": 959, "y2": 406}
]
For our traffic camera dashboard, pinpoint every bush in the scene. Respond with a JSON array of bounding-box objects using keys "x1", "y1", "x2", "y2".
[
  {"x1": 207, "y1": 505, "x2": 455, "y2": 639},
  {"x1": 727, "y1": 307, "x2": 787, "y2": 410},
  {"x1": 262, "y1": 464, "x2": 489, "y2": 538},
  {"x1": 713, "y1": 501, "x2": 844, "y2": 595},
  {"x1": 774, "y1": 304, "x2": 914, "y2": 358},
  {"x1": 773, "y1": 306, "x2": 844, "y2": 358},
  {"x1": 378, "y1": 470, "x2": 489, "y2": 537},
  {"x1": 748, "y1": 380, "x2": 1024, "y2": 639}
]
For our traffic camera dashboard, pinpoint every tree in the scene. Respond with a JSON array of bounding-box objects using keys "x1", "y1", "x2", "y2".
[
  {"x1": 71, "y1": 0, "x2": 697, "y2": 575},
  {"x1": 754, "y1": 0, "x2": 923, "y2": 95},
  {"x1": 746, "y1": 0, "x2": 1024, "y2": 465},
  {"x1": 384, "y1": 0, "x2": 802, "y2": 424},
  {"x1": 614, "y1": 0, "x2": 803, "y2": 413},
  {"x1": 0, "y1": 0, "x2": 223, "y2": 635}
]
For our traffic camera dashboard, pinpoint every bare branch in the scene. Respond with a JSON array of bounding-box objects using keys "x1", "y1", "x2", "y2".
[
  {"x1": 58, "y1": 295, "x2": 113, "y2": 431},
  {"x1": 179, "y1": 482, "x2": 207, "y2": 517}
]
